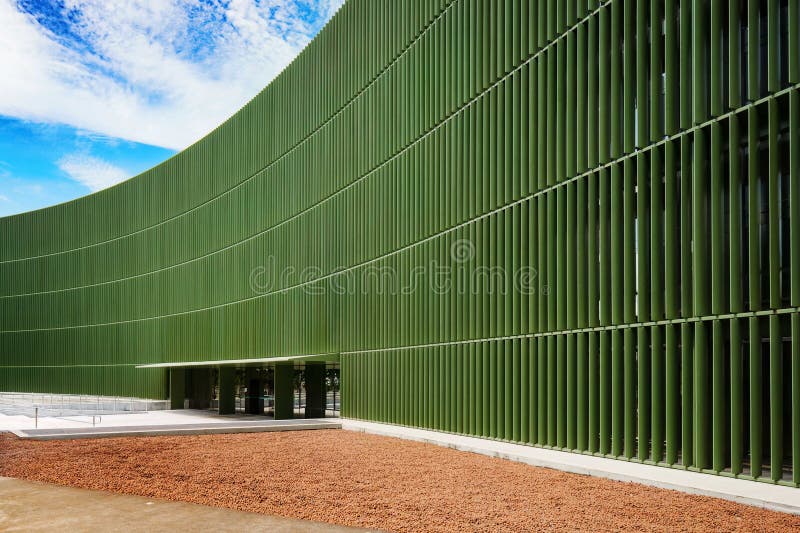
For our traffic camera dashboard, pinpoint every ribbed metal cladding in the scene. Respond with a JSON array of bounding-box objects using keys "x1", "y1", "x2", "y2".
[{"x1": 1, "y1": 0, "x2": 799, "y2": 486}]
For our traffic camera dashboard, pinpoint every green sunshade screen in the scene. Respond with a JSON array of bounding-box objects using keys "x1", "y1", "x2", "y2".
[{"x1": 1, "y1": 0, "x2": 799, "y2": 486}]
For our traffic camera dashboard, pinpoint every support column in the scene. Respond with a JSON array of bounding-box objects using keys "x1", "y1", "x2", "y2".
[
  {"x1": 218, "y1": 366, "x2": 236, "y2": 415},
  {"x1": 187, "y1": 368, "x2": 212, "y2": 409},
  {"x1": 245, "y1": 368, "x2": 264, "y2": 415},
  {"x1": 274, "y1": 363, "x2": 295, "y2": 420},
  {"x1": 304, "y1": 363, "x2": 327, "y2": 418},
  {"x1": 169, "y1": 368, "x2": 185, "y2": 410}
]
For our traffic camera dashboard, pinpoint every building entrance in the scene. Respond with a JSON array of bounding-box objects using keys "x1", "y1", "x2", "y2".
[{"x1": 167, "y1": 362, "x2": 340, "y2": 419}]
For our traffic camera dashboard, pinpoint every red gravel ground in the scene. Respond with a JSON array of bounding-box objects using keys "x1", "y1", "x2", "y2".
[{"x1": 0, "y1": 430, "x2": 797, "y2": 532}]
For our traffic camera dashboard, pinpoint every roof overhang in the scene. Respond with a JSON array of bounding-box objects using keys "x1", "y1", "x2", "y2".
[{"x1": 135, "y1": 353, "x2": 339, "y2": 369}]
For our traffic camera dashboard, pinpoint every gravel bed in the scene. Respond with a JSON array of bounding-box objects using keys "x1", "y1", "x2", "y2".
[{"x1": 0, "y1": 431, "x2": 797, "y2": 532}]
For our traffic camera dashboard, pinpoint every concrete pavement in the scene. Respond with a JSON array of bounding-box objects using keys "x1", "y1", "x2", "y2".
[
  {"x1": 1, "y1": 409, "x2": 341, "y2": 440},
  {"x1": 0, "y1": 477, "x2": 369, "y2": 532}
]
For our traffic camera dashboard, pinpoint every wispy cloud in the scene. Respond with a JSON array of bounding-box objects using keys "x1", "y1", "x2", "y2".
[
  {"x1": 57, "y1": 153, "x2": 129, "y2": 191},
  {"x1": 0, "y1": 116, "x2": 177, "y2": 216},
  {"x1": 0, "y1": 0, "x2": 344, "y2": 150}
]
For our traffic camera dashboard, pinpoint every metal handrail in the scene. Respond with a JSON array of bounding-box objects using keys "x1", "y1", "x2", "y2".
[{"x1": 0, "y1": 392, "x2": 169, "y2": 420}]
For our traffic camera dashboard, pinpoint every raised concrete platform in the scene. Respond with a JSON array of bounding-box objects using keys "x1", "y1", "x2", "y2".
[
  {"x1": 10, "y1": 418, "x2": 341, "y2": 440},
  {"x1": 0, "y1": 392, "x2": 168, "y2": 418},
  {"x1": 0, "y1": 477, "x2": 366, "y2": 532},
  {"x1": 1, "y1": 408, "x2": 245, "y2": 432},
  {"x1": 1, "y1": 408, "x2": 341, "y2": 439},
  {"x1": 342, "y1": 419, "x2": 800, "y2": 516}
]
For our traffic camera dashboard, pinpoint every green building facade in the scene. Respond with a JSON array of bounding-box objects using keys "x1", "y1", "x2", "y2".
[{"x1": 2, "y1": 1, "x2": 799, "y2": 485}]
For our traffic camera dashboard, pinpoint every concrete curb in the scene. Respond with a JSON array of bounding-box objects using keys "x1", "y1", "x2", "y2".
[{"x1": 341, "y1": 420, "x2": 800, "y2": 516}]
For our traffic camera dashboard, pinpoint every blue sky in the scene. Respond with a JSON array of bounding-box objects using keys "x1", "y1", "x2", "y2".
[{"x1": 0, "y1": 0, "x2": 343, "y2": 217}]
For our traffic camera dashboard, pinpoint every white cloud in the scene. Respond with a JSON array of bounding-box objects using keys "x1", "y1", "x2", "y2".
[
  {"x1": 58, "y1": 154, "x2": 129, "y2": 191},
  {"x1": 0, "y1": 0, "x2": 343, "y2": 150},
  {"x1": 0, "y1": 194, "x2": 9, "y2": 202}
]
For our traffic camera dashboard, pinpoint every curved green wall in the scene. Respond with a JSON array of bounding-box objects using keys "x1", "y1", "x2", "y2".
[
  {"x1": 0, "y1": 0, "x2": 455, "y2": 397},
  {"x1": 2, "y1": 0, "x2": 800, "y2": 485}
]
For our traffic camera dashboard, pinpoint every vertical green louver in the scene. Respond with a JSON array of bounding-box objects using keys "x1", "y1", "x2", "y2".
[{"x1": 1, "y1": 0, "x2": 799, "y2": 487}]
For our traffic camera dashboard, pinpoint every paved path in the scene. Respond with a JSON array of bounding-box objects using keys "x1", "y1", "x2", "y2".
[
  {"x1": 0, "y1": 477, "x2": 367, "y2": 532},
  {"x1": 0, "y1": 409, "x2": 341, "y2": 439},
  {"x1": 342, "y1": 419, "x2": 800, "y2": 516},
  {"x1": 12, "y1": 418, "x2": 341, "y2": 439},
  {"x1": 0, "y1": 407, "x2": 222, "y2": 432}
]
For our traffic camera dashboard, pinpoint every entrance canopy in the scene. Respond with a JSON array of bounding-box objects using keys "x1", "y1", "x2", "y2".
[
  {"x1": 136, "y1": 353, "x2": 340, "y2": 418},
  {"x1": 135, "y1": 353, "x2": 339, "y2": 369}
]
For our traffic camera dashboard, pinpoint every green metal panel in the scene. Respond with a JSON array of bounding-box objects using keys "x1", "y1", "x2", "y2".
[
  {"x1": 652, "y1": 325, "x2": 664, "y2": 462},
  {"x1": 747, "y1": 2, "x2": 759, "y2": 101},
  {"x1": 769, "y1": 315, "x2": 783, "y2": 482},
  {"x1": 793, "y1": 91, "x2": 800, "y2": 308},
  {"x1": 638, "y1": 326, "x2": 651, "y2": 461},
  {"x1": 731, "y1": 318, "x2": 743, "y2": 475},
  {"x1": 682, "y1": 323, "x2": 694, "y2": 467},
  {"x1": 665, "y1": 323, "x2": 679, "y2": 465},
  {"x1": 2, "y1": 0, "x2": 798, "y2": 487},
  {"x1": 712, "y1": 320, "x2": 725, "y2": 472},
  {"x1": 630, "y1": 328, "x2": 648, "y2": 461},
  {"x1": 520, "y1": 338, "x2": 528, "y2": 443},
  {"x1": 537, "y1": 336, "x2": 547, "y2": 444},
  {"x1": 548, "y1": 335, "x2": 556, "y2": 446},
  {"x1": 794, "y1": 314, "x2": 800, "y2": 485},
  {"x1": 576, "y1": 332, "x2": 587, "y2": 451},
  {"x1": 710, "y1": 0, "x2": 721, "y2": 117},
  {"x1": 588, "y1": 331, "x2": 599, "y2": 453},
  {"x1": 567, "y1": 333, "x2": 576, "y2": 449},
  {"x1": 624, "y1": 328, "x2": 634, "y2": 459},
  {"x1": 728, "y1": 0, "x2": 741, "y2": 109},
  {"x1": 600, "y1": 330, "x2": 611, "y2": 455}
]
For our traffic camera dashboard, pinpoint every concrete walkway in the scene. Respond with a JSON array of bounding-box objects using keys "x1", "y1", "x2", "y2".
[
  {"x1": 1, "y1": 409, "x2": 340, "y2": 440},
  {"x1": 342, "y1": 419, "x2": 800, "y2": 516},
  {"x1": 12, "y1": 418, "x2": 340, "y2": 440},
  {"x1": 0, "y1": 477, "x2": 366, "y2": 532}
]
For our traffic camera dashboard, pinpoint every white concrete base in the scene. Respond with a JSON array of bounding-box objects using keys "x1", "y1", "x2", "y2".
[{"x1": 341, "y1": 419, "x2": 800, "y2": 516}]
